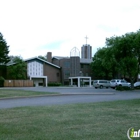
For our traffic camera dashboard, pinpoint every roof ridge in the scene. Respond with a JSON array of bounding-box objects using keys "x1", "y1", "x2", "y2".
[{"x1": 24, "y1": 57, "x2": 60, "y2": 68}]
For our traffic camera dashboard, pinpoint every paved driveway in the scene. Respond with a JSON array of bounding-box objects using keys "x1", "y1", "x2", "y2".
[
  {"x1": 2, "y1": 87, "x2": 119, "y2": 94},
  {"x1": 0, "y1": 87, "x2": 140, "y2": 109}
]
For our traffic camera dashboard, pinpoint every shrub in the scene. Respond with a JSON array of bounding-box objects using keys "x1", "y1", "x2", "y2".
[
  {"x1": 116, "y1": 86, "x2": 131, "y2": 91},
  {"x1": 134, "y1": 86, "x2": 140, "y2": 90},
  {"x1": 48, "y1": 82, "x2": 62, "y2": 87},
  {"x1": 0, "y1": 76, "x2": 5, "y2": 87}
]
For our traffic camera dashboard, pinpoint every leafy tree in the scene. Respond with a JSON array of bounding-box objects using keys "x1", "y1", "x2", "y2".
[
  {"x1": 38, "y1": 55, "x2": 47, "y2": 61},
  {"x1": 134, "y1": 30, "x2": 140, "y2": 79},
  {"x1": 7, "y1": 56, "x2": 27, "y2": 79},
  {"x1": 0, "y1": 32, "x2": 10, "y2": 64},
  {"x1": 106, "y1": 31, "x2": 140, "y2": 88},
  {"x1": 91, "y1": 29, "x2": 140, "y2": 89},
  {"x1": 91, "y1": 47, "x2": 113, "y2": 79}
]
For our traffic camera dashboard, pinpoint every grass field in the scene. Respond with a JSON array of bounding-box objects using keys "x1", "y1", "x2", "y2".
[
  {"x1": 0, "y1": 99, "x2": 140, "y2": 140},
  {"x1": 0, "y1": 89, "x2": 59, "y2": 98}
]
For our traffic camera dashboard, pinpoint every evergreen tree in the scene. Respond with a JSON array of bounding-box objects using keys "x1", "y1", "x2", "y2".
[{"x1": 0, "y1": 32, "x2": 10, "y2": 64}]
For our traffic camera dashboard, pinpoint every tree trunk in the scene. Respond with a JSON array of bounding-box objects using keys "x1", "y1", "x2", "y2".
[{"x1": 130, "y1": 77, "x2": 134, "y2": 89}]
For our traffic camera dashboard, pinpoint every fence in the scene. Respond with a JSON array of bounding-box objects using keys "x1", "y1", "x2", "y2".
[{"x1": 4, "y1": 80, "x2": 33, "y2": 87}]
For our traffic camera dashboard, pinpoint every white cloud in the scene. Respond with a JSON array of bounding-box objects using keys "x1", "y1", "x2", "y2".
[{"x1": 0, "y1": 0, "x2": 140, "y2": 59}]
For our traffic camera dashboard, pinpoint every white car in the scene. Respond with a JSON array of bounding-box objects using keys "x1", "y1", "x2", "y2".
[
  {"x1": 110, "y1": 79, "x2": 130, "y2": 88},
  {"x1": 134, "y1": 81, "x2": 140, "y2": 88},
  {"x1": 93, "y1": 80, "x2": 110, "y2": 89}
]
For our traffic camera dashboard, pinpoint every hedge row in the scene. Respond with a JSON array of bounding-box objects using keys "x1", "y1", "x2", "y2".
[
  {"x1": 115, "y1": 86, "x2": 130, "y2": 91},
  {"x1": 116, "y1": 86, "x2": 140, "y2": 91},
  {"x1": 48, "y1": 82, "x2": 62, "y2": 87}
]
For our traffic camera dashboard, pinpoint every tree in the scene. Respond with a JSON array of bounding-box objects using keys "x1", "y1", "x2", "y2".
[
  {"x1": 0, "y1": 32, "x2": 10, "y2": 64},
  {"x1": 7, "y1": 56, "x2": 27, "y2": 79},
  {"x1": 38, "y1": 55, "x2": 47, "y2": 61},
  {"x1": 134, "y1": 30, "x2": 140, "y2": 79},
  {"x1": 106, "y1": 31, "x2": 140, "y2": 88},
  {"x1": 91, "y1": 47, "x2": 113, "y2": 79},
  {"x1": 91, "y1": 29, "x2": 140, "y2": 89}
]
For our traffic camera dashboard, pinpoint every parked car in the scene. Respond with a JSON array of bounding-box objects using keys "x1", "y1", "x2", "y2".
[
  {"x1": 93, "y1": 80, "x2": 111, "y2": 89},
  {"x1": 134, "y1": 81, "x2": 140, "y2": 88},
  {"x1": 110, "y1": 79, "x2": 130, "y2": 88}
]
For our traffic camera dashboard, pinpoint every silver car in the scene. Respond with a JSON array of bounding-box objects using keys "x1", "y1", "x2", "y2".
[
  {"x1": 134, "y1": 81, "x2": 140, "y2": 88},
  {"x1": 93, "y1": 80, "x2": 111, "y2": 89},
  {"x1": 110, "y1": 79, "x2": 130, "y2": 88}
]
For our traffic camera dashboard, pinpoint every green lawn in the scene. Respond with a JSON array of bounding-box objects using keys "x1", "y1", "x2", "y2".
[
  {"x1": 0, "y1": 99, "x2": 140, "y2": 140},
  {"x1": 0, "y1": 89, "x2": 59, "y2": 98}
]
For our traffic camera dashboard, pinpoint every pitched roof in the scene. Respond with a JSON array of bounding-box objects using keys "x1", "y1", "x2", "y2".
[
  {"x1": 25, "y1": 57, "x2": 60, "y2": 69},
  {"x1": 6, "y1": 62, "x2": 17, "y2": 66},
  {"x1": 52, "y1": 56, "x2": 70, "y2": 60}
]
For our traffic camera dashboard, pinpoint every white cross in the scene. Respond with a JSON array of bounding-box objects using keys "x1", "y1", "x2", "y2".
[{"x1": 85, "y1": 36, "x2": 88, "y2": 45}]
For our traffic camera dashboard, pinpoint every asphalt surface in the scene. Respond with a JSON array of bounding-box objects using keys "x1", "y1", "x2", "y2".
[
  {"x1": 0, "y1": 86, "x2": 119, "y2": 94},
  {"x1": 0, "y1": 87, "x2": 140, "y2": 109}
]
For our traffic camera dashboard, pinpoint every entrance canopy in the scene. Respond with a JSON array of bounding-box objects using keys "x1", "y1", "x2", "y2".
[
  {"x1": 69, "y1": 76, "x2": 91, "y2": 87},
  {"x1": 30, "y1": 76, "x2": 48, "y2": 87}
]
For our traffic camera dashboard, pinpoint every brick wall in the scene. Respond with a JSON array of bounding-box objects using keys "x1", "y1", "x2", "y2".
[{"x1": 43, "y1": 63, "x2": 61, "y2": 83}]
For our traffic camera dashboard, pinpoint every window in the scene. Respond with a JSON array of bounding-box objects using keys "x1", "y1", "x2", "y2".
[
  {"x1": 64, "y1": 61, "x2": 70, "y2": 68},
  {"x1": 64, "y1": 72, "x2": 70, "y2": 78},
  {"x1": 57, "y1": 73, "x2": 59, "y2": 77}
]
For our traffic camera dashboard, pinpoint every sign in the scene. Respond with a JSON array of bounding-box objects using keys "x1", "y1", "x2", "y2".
[{"x1": 127, "y1": 127, "x2": 140, "y2": 140}]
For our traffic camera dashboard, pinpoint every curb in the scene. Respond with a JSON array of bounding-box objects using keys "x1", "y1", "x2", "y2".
[
  {"x1": 0, "y1": 94, "x2": 61, "y2": 100},
  {"x1": 0, "y1": 93, "x2": 115, "y2": 100}
]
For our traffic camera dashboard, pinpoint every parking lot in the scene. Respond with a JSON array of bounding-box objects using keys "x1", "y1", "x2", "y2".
[
  {"x1": 14, "y1": 86, "x2": 116, "y2": 94},
  {"x1": 0, "y1": 87, "x2": 140, "y2": 109}
]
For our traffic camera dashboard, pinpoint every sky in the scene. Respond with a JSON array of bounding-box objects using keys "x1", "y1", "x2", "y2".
[{"x1": 0, "y1": 0, "x2": 140, "y2": 59}]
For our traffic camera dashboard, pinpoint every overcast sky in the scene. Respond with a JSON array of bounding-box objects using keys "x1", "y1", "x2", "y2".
[{"x1": 0, "y1": 0, "x2": 140, "y2": 59}]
